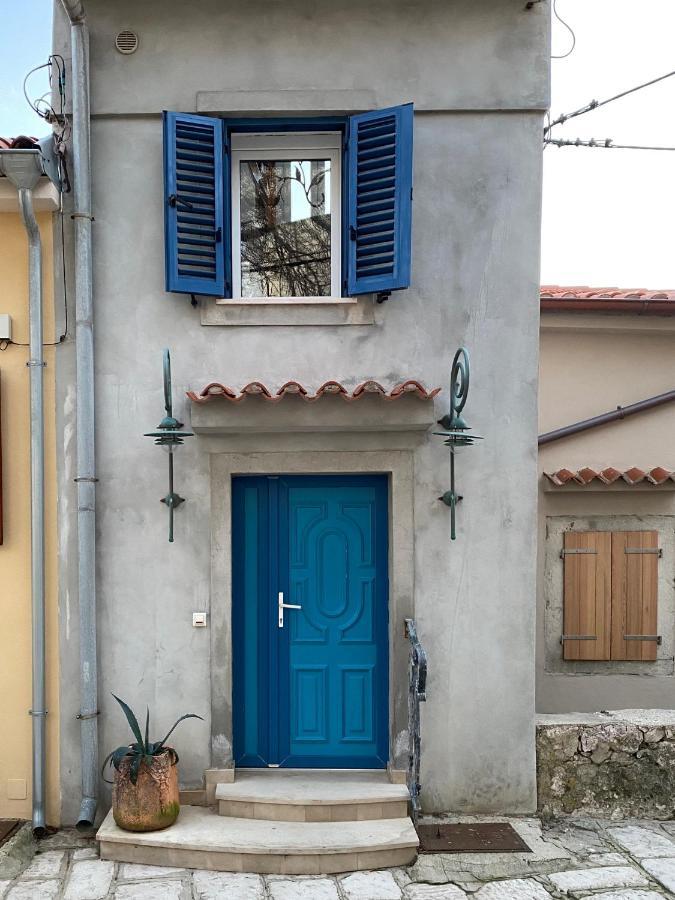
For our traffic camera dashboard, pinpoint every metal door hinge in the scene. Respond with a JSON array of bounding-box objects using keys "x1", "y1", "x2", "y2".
[
  {"x1": 560, "y1": 634, "x2": 597, "y2": 644},
  {"x1": 560, "y1": 548, "x2": 597, "y2": 559}
]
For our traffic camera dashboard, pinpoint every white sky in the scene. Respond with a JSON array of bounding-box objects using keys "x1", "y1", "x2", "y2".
[
  {"x1": 542, "y1": 0, "x2": 675, "y2": 289},
  {"x1": 3, "y1": 1, "x2": 673, "y2": 290}
]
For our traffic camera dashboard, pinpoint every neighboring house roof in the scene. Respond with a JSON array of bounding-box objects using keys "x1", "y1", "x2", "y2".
[
  {"x1": 188, "y1": 379, "x2": 441, "y2": 404},
  {"x1": 541, "y1": 285, "x2": 675, "y2": 315},
  {"x1": 544, "y1": 467, "x2": 675, "y2": 486},
  {"x1": 0, "y1": 137, "x2": 38, "y2": 149}
]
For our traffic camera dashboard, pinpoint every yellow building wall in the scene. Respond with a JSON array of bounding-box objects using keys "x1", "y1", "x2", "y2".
[{"x1": 0, "y1": 209, "x2": 60, "y2": 824}]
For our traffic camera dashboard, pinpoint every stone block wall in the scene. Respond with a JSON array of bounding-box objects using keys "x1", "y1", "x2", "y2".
[{"x1": 537, "y1": 710, "x2": 675, "y2": 819}]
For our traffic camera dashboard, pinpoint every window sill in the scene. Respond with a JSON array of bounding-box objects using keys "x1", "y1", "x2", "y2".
[
  {"x1": 215, "y1": 297, "x2": 358, "y2": 306},
  {"x1": 201, "y1": 295, "x2": 375, "y2": 327}
]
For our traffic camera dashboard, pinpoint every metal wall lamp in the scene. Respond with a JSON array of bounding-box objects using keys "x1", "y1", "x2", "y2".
[
  {"x1": 435, "y1": 347, "x2": 483, "y2": 540},
  {"x1": 144, "y1": 349, "x2": 193, "y2": 542}
]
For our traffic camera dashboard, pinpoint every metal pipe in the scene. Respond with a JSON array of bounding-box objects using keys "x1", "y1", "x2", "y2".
[
  {"x1": 60, "y1": 0, "x2": 98, "y2": 830},
  {"x1": 538, "y1": 389, "x2": 675, "y2": 445},
  {"x1": 17, "y1": 186, "x2": 47, "y2": 837}
]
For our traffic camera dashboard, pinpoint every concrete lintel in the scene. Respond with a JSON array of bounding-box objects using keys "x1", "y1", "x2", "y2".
[
  {"x1": 190, "y1": 394, "x2": 437, "y2": 435},
  {"x1": 543, "y1": 481, "x2": 675, "y2": 493},
  {"x1": 197, "y1": 89, "x2": 378, "y2": 115}
]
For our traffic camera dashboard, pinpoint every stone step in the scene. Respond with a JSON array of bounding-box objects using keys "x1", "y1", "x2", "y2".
[
  {"x1": 97, "y1": 806, "x2": 418, "y2": 875},
  {"x1": 216, "y1": 770, "x2": 410, "y2": 822}
]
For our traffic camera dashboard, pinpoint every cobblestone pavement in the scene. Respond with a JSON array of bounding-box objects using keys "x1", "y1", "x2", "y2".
[{"x1": 3, "y1": 817, "x2": 675, "y2": 899}]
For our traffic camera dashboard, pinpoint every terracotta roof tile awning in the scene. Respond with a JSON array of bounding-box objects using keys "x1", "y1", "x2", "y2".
[
  {"x1": 187, "y1": 379, "x2": 441, "y2": 404},
  {"x1": 541, "y1": 285, "x2": 675, "y2": 315},
  {"x1": 544, "y1": 467, "x2": 675, "y2": 487}
]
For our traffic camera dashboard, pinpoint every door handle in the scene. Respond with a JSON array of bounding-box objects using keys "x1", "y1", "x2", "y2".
[{"x1": 278, "y1": 591, "x2": 302, "y2": 628}]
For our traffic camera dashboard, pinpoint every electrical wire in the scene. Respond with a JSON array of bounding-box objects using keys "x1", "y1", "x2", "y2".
[
  {"x1": 0, "y1": 207, "x2": 69, "y2": 350},
  {"x1": 544, "y1": 68, "x2": 675, "y2": 136},
  {"x1": 545, "y1": 136, "x2": 675, "y2": 151},
  {"x1": 551, "y1": 0, "x2": 576, "y2": 60}
]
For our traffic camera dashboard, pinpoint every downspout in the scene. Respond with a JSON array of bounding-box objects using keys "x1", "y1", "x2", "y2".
[
  {"x1": 21, "y1": 187, "x2": 47, "y2": 837},
  {"x1": 0, "y1": 149, "x2": 48, "y2": 836},
  {"x1": 59, "y1": 0, "x2": 98, "y2": 829}
]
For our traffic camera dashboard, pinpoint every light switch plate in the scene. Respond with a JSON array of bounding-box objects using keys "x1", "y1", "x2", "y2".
[
  {"x1": 192, "y1": 612, "x2": 207, "y2": 627},
  {"x1": 0, "y1": 315, "x2": 12, "y2": 341}
]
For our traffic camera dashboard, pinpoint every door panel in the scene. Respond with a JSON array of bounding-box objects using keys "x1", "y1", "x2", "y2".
[{"x1": 232, "y1": 474, "x2": 389, "y2": 768}]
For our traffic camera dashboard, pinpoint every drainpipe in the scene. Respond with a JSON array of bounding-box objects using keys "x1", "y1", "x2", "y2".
[
  {"x1": 0, "y1": 149, "x2": 48, "y2": 835},
  {"x1": 59, "y1": 0, "x2": 98, "y2": 829},
  {"x1": 538, "y1": 389, "x2": 675, "y2": 445}
]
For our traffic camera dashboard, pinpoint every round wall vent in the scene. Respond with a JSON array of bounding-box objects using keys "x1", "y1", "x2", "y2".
[{"x1": 115, "y1": 30, "x2": 139, "y2": 55}]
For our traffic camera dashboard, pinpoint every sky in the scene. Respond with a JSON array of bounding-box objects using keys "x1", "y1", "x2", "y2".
[{"x1": 1, "y1": 1, "x2": 674, "y2": 289}]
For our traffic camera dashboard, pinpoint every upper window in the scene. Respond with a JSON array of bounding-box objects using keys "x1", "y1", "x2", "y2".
[
  {"x1": 231, "y1": 132, "x2": 341, "y2": 300},
  {"x1": 162, "y1": 105, "x2": 414, "y2": 302}
]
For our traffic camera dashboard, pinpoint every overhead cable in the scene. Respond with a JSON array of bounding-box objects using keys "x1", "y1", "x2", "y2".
[
  {"x1": 551, "y1": 0, "x2": 576, "y2": 60},
  {"x1": 544, "y1": 68, "x2": 675, "y2": 136},
  {"x1": 545, "y1": 137, "x2": 675, "y2": 151}
]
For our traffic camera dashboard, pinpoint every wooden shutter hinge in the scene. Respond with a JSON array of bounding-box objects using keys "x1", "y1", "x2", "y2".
[
  {"x1": 560, "y1": 548, "x2": 597, "y2": 559},
  {"x1": 624, "y1": 634, "x2": 662, "y2": 644},
  {"x1": 560, "y1": 634, "x2": 597, "y2": 644},
  {"x1": 624, "y1": 547, "x2": 662, "y2": 557}
]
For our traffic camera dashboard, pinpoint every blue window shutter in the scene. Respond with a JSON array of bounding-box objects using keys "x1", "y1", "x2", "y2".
[
  {"x1": 346, "y1": 103, "x2": 413, "y2": 296},
  {"x1": 163, "y1": 111, "x2": 226, "y2": 296}
]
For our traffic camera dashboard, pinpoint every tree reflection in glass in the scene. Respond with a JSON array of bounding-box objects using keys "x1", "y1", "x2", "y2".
[{"x1": 239, "y1": 159, "x2": 331, "y2": 297}]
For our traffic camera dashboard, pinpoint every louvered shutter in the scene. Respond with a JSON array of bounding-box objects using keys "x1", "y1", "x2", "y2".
[
  {"x1": 163, "y1": 112, "x2": 225, "y2": 296},
  {"x1": 346, "y1": 103, "x2": 413, "y2": 296},
  {"x1": 562, "y1": 531, "x2": 612, "y2": 660},
  {"x1": 611, "y1": 531, "x2": 659, "y2": 661}
]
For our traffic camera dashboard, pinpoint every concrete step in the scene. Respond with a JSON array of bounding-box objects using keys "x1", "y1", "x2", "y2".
[
  {"x1": 216, "y1": 770, "x2": 410, "y2": 822},
  {"x1": 97, "y1": 806, "x2": 418, "y2": 874}
]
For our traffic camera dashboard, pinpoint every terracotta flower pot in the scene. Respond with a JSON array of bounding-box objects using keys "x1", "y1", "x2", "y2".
[{"x1": 112, "y1": 748, "x2": 180, "y2": 832}]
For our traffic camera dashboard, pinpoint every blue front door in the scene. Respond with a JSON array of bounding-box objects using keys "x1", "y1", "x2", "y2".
[{"x1": 232, "y1": 474, "x2": 389, "y2": 768}]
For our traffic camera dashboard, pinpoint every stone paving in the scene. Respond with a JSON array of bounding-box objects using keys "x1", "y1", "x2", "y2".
[{"x1": 3, "y1": 817, "x2": 675, "y2": 899}]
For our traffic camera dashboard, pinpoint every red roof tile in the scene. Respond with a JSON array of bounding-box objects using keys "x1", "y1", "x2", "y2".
[
  {"x1": 541, "y1": 286, "x2": 675, "y2": 301},
  {"x1": 544, "y1": 467, "x2": 675, "y2": 486},
  {"x1": 187, "y1": 379, "x2": 441, "y2": 404},
  {"x1": 0, "y1": 137, "x2": 39, "y2": 150},
  {"x1": 541, "y1": 285, "x2": 675, "y2": 315}
]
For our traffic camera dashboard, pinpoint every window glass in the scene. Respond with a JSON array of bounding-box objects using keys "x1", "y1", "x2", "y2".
[{"x1": 239, "y1": 159, "x2": 332, "y2": 297}]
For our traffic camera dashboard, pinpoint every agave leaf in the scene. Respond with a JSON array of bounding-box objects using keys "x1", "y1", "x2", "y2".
[
  {"x1": 101, "y1": 745, "x2": 132, "y2": 783},
  {"x1": 112, "y1": 694, "x2": 144, "y2": 750},
  {"x1": 156, "y1": 713, "x2": 203, "y2": 752},
  {"x1": 144, "y1": 707, "x2": 150, "y2": 751},
  {"x1": 129, "y1": 752, "x2": 142, "y2": 785}
]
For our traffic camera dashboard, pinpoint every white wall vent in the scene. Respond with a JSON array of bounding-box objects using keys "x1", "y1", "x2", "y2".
[{"x1": 115, "y1": 30, "x2": 139, "y2": 55}]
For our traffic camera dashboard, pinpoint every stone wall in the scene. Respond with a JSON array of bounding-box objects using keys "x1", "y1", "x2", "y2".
[{"x1": 537, "y1": 710, "x2": 675, "y2": 819}]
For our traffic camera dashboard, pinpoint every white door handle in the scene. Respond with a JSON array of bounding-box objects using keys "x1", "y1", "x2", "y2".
[{"x1": 278, "y1": 591, "x2": 302, "y2": 628}]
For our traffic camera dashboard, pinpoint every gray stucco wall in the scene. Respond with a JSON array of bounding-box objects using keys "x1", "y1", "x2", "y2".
[{"x1": 54, "y1": 0, "x2": 548, "y2": 822}]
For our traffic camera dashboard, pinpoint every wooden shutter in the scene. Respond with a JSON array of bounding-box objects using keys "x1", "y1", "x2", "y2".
[
  {"x1": 562, "y1": 531, "x2": 611, "y2": 660},
  {"x1": 346, "y1": 103, "x2": 413, "y2": 296},
  {"x1": 163, "y1": 111, "x2": 225, "y2": 296},
  {"x1": 611, "y1": 531, "x2": 659, "y2": 661}
]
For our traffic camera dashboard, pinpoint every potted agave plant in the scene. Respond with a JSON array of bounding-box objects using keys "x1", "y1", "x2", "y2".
[{"x1": 103, "y1": 694, "x2": 202, "y2": 832}]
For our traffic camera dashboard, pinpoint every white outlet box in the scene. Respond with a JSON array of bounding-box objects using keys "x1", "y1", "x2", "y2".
[
  {"x1": 0, "y1": 315, "x2": 12, "y2": 341},
  {"x1": 192, "y1": 612, "x2": 207, "y2": 628}
]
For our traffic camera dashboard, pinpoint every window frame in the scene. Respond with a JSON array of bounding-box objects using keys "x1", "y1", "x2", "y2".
[{"x1": 230, "y1": 131, "x2": 342, "y2": 301}]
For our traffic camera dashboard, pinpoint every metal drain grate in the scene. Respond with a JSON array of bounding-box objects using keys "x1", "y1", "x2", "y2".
[{"x1": 417, "y1": 822, "x2": 532, "y2": 853}]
